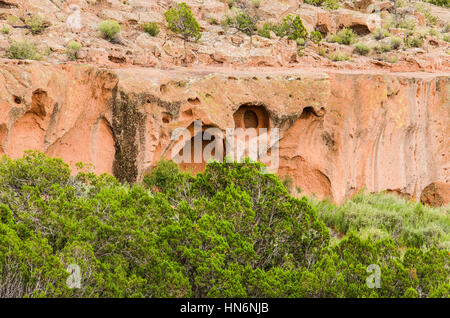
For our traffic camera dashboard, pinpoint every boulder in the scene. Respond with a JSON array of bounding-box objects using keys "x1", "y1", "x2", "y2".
[{"x1": 421, "y1": 182, "x2": 450, "y2": 207}]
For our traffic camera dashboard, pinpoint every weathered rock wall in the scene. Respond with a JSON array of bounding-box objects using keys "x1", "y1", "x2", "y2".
[{"x1": 0, "y1": 60, "x2": 448, "y2": 203}]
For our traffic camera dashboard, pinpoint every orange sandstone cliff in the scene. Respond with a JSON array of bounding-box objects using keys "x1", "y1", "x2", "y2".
[{"x1": 0, "y1": 60, "x2": 448, "y2": 203}]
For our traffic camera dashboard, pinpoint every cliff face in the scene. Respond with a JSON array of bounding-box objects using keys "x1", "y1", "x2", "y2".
[{"x1": 0, "y1": 60, "x2": 448, "y2": 202}]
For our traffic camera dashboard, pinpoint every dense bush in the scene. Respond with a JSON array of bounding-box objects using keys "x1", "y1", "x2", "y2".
[
  {"x1": 165, "y1": 2, "x2": 201, "y2": 41},
  {"x1": 328, "y1": 51, "x2": 351, "y2": 61},
  {"x1": 0, "y1": 25, "x2": 10, "y2": 34},
  {"x1": 257, "y1": 22, "x2": 277, "y2": 38},
  {"x1": 310, "y1": 30, "x2": 322, "y2": 44},
  {"x1": 428, "y1": 0, "x2": 449, "y2": 8},
  {"x1": 98, "y1": 20, "x2": 121, "y2": 41},
  {"x1": 256, "y1": 15, "x2": 308, "y2": 41},
  {"x1": 404, "y1": 35, "x2": 424, "y2": 48},
  {"x1": 0, "y1": 152, "x2": 448, "y2": 298},
  {"x1": 223, "y1": 12, "x2": 258, "y2": 36},
  {"x1": 25, "y1": 15, "x2": 46, "y2": 35},
  {"x1": 277, "y1": 15, "x2": 308, "y2": 41},
  {"x1": 390, "y1": 37, "x2": 402, "y2": 49},
  {"x1": 373, "y1": 28, "x2": 390, "y2": 40},
  {"x1": 354, "y1": 42, "x2": 370, "y2": 55},
  {"x1": 374, "y1": 42, "x2": 392, "y2": 53},
  {"x1": 328, "y1": 28, "x2": 357, "y2": 45},
  {"x1": 6, "y1": 41, "x2": 41, "y2": 60},
  {"x1": 312, "y1": 191, "x2": 450, "y2": 250},
  {"x1": 66, "y1": 40, "x2": 82, "y2": 61},
  {"x1": 141, "y1": 22, "x2": 160, "y2": 37},
  {"x1": 304, "y1": 0, "x2": 325, "y2": 6}
]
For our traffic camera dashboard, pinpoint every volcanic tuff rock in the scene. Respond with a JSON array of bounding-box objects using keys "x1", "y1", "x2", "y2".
[{"x1": 0, "y1": 60, "x2": 448, "y2": 203}]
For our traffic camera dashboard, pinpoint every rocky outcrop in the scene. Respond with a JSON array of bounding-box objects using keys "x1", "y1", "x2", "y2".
[
  {"x1": 0, "y1": 60, "x2": 118, "y2": 176},
  {"x1": 420, "y1": 182, "x2": 450, "y2": 207},
  {"x1": 0, "y1": 60, "x2": 448, "y2": 203},
  {"x1": 0, "y1": 0, "x2": 448, "y2": 71}
]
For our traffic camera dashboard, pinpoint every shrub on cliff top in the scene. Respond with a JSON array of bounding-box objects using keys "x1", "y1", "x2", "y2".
[
  {"x1": 277, "y1": 14, "x2": 309, "y2": 41},
  {"x1": 164, "y1": 2, "x2": 201, "y2": 41},
  {"x1": 25, "y1": 15, "x2": 47, "y2": 35},
  {"x1": 257, "y1": 15, "x2": 309, "y2": 41},
  {"x1": 66, "y1": 40, "x2": 82, "y2": 61},
  {"x1": 142, "y1": 22, "x2": 160, "y2": 37},
  {"x1": 222, "y1": 12, "x2": 258, "y2": 37},
  {"x1": 328, "y1": 28, "x2": 358, "y2": 45},
  {"x1": 428, "y1": 0, "x2": 449, "y2": 8},
  {"x1": 390, "y1": 37, "x2": 402, "y2": 49},
  {"x1": 0, "y1": 25, "x2": 10, "y2": 34},
  {"x1": 404, "y1": 34, "x2": 423, "y2": 48},
  {"x1": 98, "y1": 19, "x2": 121, "y2": 41},
  {"x1": 354, "y1": 42, "x2": 370, "y2": 55},
  {"x1": 257, "y1": 21, "x2": 278, "y2": 38},
  {"x1": 310, "y1": 31, "x2": 323, "y2": 44},
  {"x1": 328, "y1": 51, "x2": 351, "y2": 61},
  {"x1": 6, "y1": 40, "x2": 41, "y2": 60}
]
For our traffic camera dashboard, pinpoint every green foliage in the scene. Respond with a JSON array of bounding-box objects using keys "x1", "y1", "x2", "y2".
[
  {"x1": 312, "y1": 191, "x2": 450, "y2": 250},
  {"x1": 141, "y1": 22, "x2": 160, "y2": 37},
  {"x1": 207, "y1": 17, "x2": 219, "y2": 25},
  {"x1": 310, "y1": 31, "x2": 322, "y2": 44},
  {"x1": 404, "y1": 35, "x2": 424, "y2": 48},
  {"x1": 444, "y1": 23, "x2": 450, "y2": 33},
  {"x1": 257, "y1": 22, "x2": 277, "y2": 38},
  {"x1": 0, "y1": 25, "x2": 10, "y2": 34},
  {"x1": 277, "y1": 15, "x2": 308, "y2": 41},
  {"x1": 390, "y1": 37, "x2": 402, "y2": 49},
  {"x1": 6, "y1": 41, "x2": 41, "y2": 60},
  {"x1": 324, "y1": 0, "x2": 340, "y2": 10},
  {"x1": 373, "y1": 28, "x2": 391, "y2": 40},
  {"x1": 165, "y1": 2, "x2": 201, "y2": 41},
  {"x1": 328, "y1": 28, "x2": 357, "y2": 45},
  {"x1": 383, "y1": 54, "x2": 399, "y2": 63},
  {"x1": 297, "y1": 0, "x2": 339, "y2": 10},
  {"x1": 227, "y1": 12, "x2": 257, "y2": 36},
  {"x1": 257, "y1": 15, "x2": 309, "y2": 41},
  {"x1": 318, "y1": 45, "x2": 327, "y2": 56},
  {"x1": 329, "y1": 51, "x2": 351, "y2": 61},
  {"x1": 98, "y1": 20, "x2": 121, "y2": 41},
  {"x1": 304, "y1": 0, "x2": 325, "y2": 6},
  {"x1": 144, "y1": 160, "x2": 181, "y2": 192},
  {"x1": 415, "y1": 3, "x2": 438, "y2": 25},
  {"x1": 25, "y1": 15, "x2": 46, "y2": 35},
  {"x1": 398, "y1": 19, "x2": 416, "y2": 30},
  {"x1": 427, "y1": 0, "x2": 449, "y2": 8},
  {"x1": 444, "y1": 34, "x2": 450, "y2": 42},
  {"x1": 354, "y1": 42, "x2": 370, "y2": 55},
  {"x1": 374, "y1": 42, "x2": 392, "y2": 53},
  {"x1": 66, "y1": 40, "x2": 82, "y2": 61},
  {"x1": 0, "y1": 152, "x2": 448, "y2": 298}
]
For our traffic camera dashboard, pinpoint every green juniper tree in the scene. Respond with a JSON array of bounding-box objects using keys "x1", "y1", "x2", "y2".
[
  {"x1": 222, "y1": 0, "x2": 261, "y2": 48},
  {"x1": 164, "y1": 2, "x2": 201, "y2": 63},
  {"x1": 0, "y1": 152, "x2": 448, "y2": 298}
]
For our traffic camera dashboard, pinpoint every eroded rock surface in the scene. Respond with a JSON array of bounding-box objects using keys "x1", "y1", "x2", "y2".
[{"x1": 1, "y1": 60, "x2": 448, "y2": 203}]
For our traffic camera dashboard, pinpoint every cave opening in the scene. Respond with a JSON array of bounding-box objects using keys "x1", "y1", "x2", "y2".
[
  {"x1": 315, "y1": 24, "x2": 329, "y2": 38},
  {"x1": 348, "y1": 24, "x2": 371, "y2": 36},
  {"x1": 176, "y1": 123, "x2": 225, "y2": 173},
  {"x1": 233, "y1": 103, "x2": 270, "y2": 130}
]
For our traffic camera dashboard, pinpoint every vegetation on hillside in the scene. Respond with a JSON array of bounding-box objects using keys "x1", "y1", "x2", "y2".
[{"x1": 0, "y1": 152, "x2": 448, "y2": 298}]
